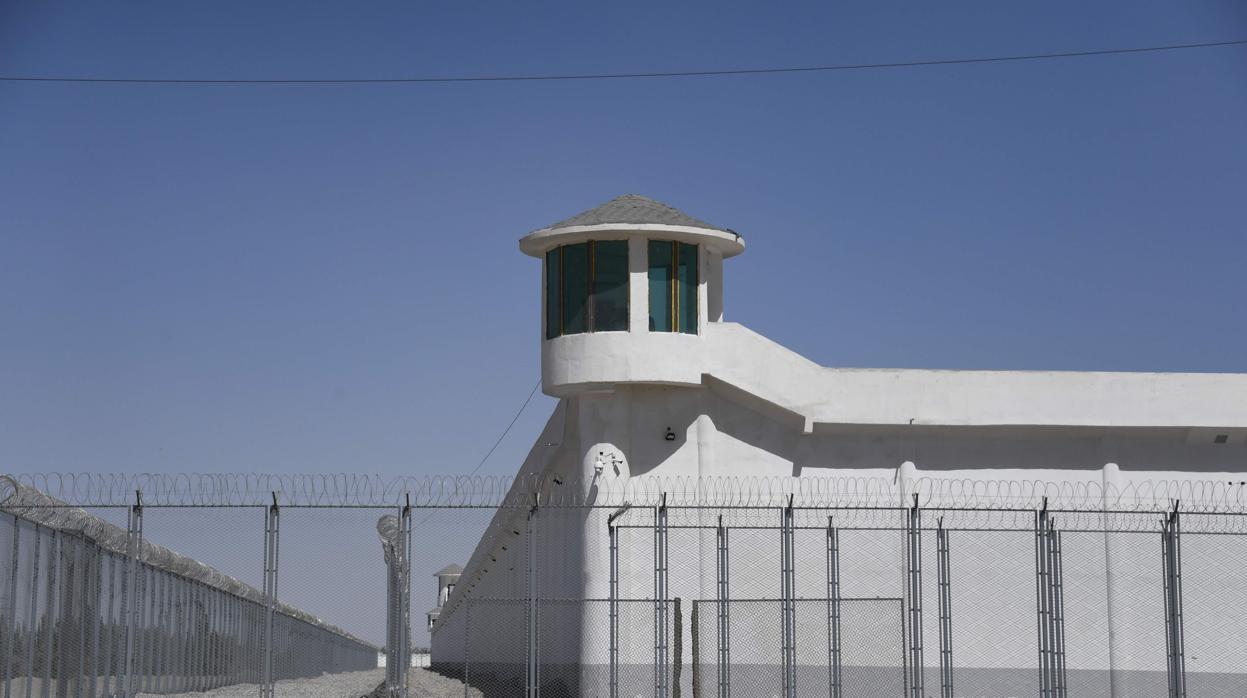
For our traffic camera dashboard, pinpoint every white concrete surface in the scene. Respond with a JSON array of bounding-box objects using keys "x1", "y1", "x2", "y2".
[{"x1": 433, "y1": 199, "x2": 1247, "y2": 693}]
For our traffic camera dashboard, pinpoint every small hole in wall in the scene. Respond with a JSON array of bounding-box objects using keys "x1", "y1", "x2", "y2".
[
  {"x1": 665, "y1": 428, "x2": 676, "y2": 441},
  {"x1": 1214, "y1": 434, "x2": 1229, "y2": 444}
]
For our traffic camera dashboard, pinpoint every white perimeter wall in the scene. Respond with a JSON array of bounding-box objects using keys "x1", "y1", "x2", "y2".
[{"x1": 433, "y1": 386, "x2": 1247, "y2": 683}]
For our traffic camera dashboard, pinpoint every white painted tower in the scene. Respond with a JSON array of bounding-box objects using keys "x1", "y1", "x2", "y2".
[{"x1": 520, "y1": 193, "x2": 745, "y2": 395}]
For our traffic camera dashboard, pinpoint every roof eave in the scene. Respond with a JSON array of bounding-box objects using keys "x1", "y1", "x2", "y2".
[{"x1": 519, "y1": 223, "x2": 745, "y2": 258}]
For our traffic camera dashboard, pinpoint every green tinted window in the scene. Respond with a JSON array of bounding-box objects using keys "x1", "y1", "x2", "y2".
[
  {"x1": 544, "y1": 240, "x2": 632, "y2": 338},
  {"x1": 592, "y1": 240, "x2": 629, "y2": 331},
  {"x1": 562, "y1": 243, "x2": 590, "y2": 335},
  {"x1": 648, "y1": 240, "x2": 673, "y2": 332},
  {"x1": 545, "y1": 249, "x2": 560, "y2": 339},
  {"x1": 649, "y1": 241, "x2": 699, "y2": 333},
  {"x1": 677, "y1": 243, "x2": 698, "y2": 334}
]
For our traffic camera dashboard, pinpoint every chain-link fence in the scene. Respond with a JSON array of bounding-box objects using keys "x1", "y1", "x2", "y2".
[
  {"x1": 4, "y1": 473, "x2": 1247, "y2": 697},
  {"x1": 0, "y1": 506, "x2": 376, "y2": 698}
]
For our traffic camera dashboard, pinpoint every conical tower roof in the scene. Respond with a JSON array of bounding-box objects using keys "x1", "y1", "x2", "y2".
[
  {"x1": 538, "y1": 194, "x2": 728, "y2": 233},
  {"x1": 519, "y1": 194, "x2": 744, "y2": 258}
]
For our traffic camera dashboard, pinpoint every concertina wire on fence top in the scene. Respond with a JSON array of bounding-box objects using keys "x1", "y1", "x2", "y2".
[
  {"x1": 0, "y1": 476, "x2": 373, "y2": 647},
  {"x1": 9, "y1": 471, "x2": 1247, "y2": 511}
]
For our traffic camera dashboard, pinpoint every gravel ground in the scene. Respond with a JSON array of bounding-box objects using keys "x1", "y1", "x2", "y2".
[
  {"x1": 406, "y1": 667, "x2": 481, "y2": 698},
  {"x1": 136, "y1": 669, "x2": 385, "y2": 698},
  {"x1": 134, "y1": 667, "x2": 480, "y2": 698}
]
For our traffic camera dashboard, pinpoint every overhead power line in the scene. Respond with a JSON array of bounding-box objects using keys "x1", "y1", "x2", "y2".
[
  {"x1": 410, "y1": 376, "x2": 542, "y2": 530},
  {"x1": 461, "y1": 377, "x2": 543, "y2": 481},
  {"x1": 2, "y1": 38, "x2": 1243, "y2": 86}
]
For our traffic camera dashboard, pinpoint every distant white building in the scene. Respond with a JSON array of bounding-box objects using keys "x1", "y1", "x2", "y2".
[
  {"x1": 432, "y1": 195, "x2": 1247, "y2": 695},
  {"x1": 427, "y1": 564, "x2": 462, "y2": 631}
]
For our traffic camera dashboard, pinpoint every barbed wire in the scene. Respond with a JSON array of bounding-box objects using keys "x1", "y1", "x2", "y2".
[
  {"x1": 0, "y1": 476, "x2": 375, "y2": 649},
  {"x1": 7, "y1": 471, "x2": 1246, "y2": 512}
]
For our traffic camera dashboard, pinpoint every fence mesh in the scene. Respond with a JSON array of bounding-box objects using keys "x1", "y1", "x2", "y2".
[
  {"x1": 1180, "y1": 532, "x2": 1247, "y2": 694},
  {"x1": 4, "y1": 475, "x2": 1247, "y2": 697},
  {"x1": 692, "y1": 598, "x2": 903, "y2": 698}
]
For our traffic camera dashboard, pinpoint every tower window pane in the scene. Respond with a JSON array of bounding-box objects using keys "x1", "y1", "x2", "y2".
[
  {"x1": 592, "y1": 240, "x2": 629, "y2": 332},
  {"x1": 677, "y1": 242, "x2": 698, "y2": 334},
  {"x1": 545, "y1": 249, "x2": 560, "y2": 339},
  {"x1": 648, "y1": 241, "x2": 698, "y2": 334},
  {"x1": 562, "y1": 242, "x2": 589, "y2": 335},
  {"x1": 648, "y1": 241, "x2": 673, "y2": 332},
  {"x1": 544, "y1": 240, "x2": 629, "y2": 338}
]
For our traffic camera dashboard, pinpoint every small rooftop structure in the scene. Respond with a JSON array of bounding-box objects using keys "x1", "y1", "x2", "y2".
[
  {"x1": 434, "y1": 563, "x2": 463, "y2": 578},
  {"x1": 428, "y1": 563, "x2": 462, "y2": 631}
]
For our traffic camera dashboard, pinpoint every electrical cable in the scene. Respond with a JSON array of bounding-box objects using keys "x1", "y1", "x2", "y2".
[{"x1": 2, "y1": 39, "x2": 1242, "y2": 86}]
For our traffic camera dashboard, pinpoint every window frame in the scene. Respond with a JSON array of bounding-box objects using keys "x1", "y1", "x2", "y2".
[
  {"x1": 544, "y1": 240, "x2": 630, "y2": 338},
  {"x1": 648, "y1": 240, "x2": 699, "y2": 335}
]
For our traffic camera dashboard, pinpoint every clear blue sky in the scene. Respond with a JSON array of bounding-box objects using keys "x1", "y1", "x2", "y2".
[{"x1": 2, "y1": 1, "x2": 1245, "y2": 477}]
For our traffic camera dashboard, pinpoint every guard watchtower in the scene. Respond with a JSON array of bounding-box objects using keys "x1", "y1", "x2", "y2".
[{"x1": 520, "y1": 194, "x2": 745, "y2": 397}]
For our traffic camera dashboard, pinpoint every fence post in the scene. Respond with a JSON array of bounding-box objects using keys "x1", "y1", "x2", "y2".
[
  {"x1": 76, "y1": 540, "x2": 97, "y2": 698},
  {"x1": 672, "y1": 597, "x2": 682, "y2": 698},
  {"x1": 716, "y1": 515, "x2": 730, "y2": 698},
  {"x1": 936, "y1": 518, "x2": 953, "y2": 698},
  {"x1": 261, "y1": 493, "x2": 279, "y2": 698},
  {"x1": 122, "y1": 490, "x2": 143, "y2": 698},
  {"x1": 780, "y1": 495, "x2": 795, "y2": 698},
  {"x1": 54, "y1": 531, "x2": 74, "y2": 698},
  {"x1": 400, "y1": 497, "x2": 412, "y2": 698},
  {"x1": 26, "y1": 526, "x2": 43, "y2": 698},
  {"x1": 607, "y1": 503, "x2": 631, "y2": 698},
  {"x1": 1162, "y1": 501, "x2": 1186, "y2": 698},
  {"x1": 1052, "y1": 520, "x2": 1067, "y2": 697},
  {"x1": 654, "y1": 493, "x2": 669, "y2": 698},
  {"x1": 39, "y1": 531, "x2": 59, "y2": 698},
  {"x1": 1036, "y1": 502, "x2": 1050, "y2": 696},
  {"x1": 2, "y1": 514, "x2": 20, "y2": 698},
  {"x1": 904, "y1": 493, "x2": 924, "y2": 698},
  {"x1": 378, "y1": 500, "x2": 411, "y2": 698},
  {"x1": 690, "y1": 601, "x2": 699, "y2": 698},
  {"x1": 100, "y1": 551, "x2": 114, "y2": 697},
  {"x1": 526, "y1": 492, "x2": 540, "y2": 698},
  {"x1": 1035, "y1": 501, "x2": 1067, "y2": 697},
  {"x1": 826, "y1": 516, "x2": 840, "y2": 698},
  {"x1": 381, "y1": 513, "x2": 395, "y2": 695},
  {"x1": 88, "y1": 542, "x2": 104, "y2": 698}
]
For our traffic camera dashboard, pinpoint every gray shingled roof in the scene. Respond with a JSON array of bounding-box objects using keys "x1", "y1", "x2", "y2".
[{"x1": 539, "y1": 194, "x2": 728, "y2": 233}]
